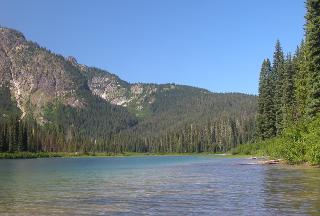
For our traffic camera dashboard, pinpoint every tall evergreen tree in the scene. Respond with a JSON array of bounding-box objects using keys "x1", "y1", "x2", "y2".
[
  {"x1": 272, "y1": 40, "x2": 285, "y2": 134},
  {"x1": 305, "y1": 0, "x2": 320, "y2": 117},
  {"x1": 257, "y1": 60, "x2": 268, "y2": 138},
  {"x1": 257, "y1": 59, "x2": 275, "y2": 139},
  {"x1": 282, "y1": 54, "x2": 296, "y2": 126},
  {"x1": 294, "y1": 41, "x2": 309, "y2": 119}
]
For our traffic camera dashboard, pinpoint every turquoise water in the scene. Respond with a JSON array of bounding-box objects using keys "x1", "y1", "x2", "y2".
[{"x1": 0, "y1": 156, "x2": 319, "y2": 215}]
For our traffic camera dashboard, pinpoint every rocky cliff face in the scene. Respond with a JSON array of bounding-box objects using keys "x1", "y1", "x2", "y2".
[
  {"x1": 0, "y1": 27, "x2": 257, "y2": 129},
  {"x1": 85, "y1": 71, "x2": 177, "y2": 116},
  {"x1": 0, "y1": 27, "x2": 174, "y2": 120},
  {"x1": 87, "y1": 75, "x2": 158, "y2": 111},
  {"x1": 70, "y1": 59, "x2": 162, "y2": 116},
  {"x1": 0, "y1": 28, "x2": 89, "y2": 120}
]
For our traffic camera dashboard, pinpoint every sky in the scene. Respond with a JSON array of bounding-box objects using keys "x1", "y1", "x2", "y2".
[{"x1": 1, "y1": 0, "x2": 305, "y2": 94}]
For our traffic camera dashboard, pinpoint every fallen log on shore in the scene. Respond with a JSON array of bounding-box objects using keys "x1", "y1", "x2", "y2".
[{"x1": 257, "y1": 159, "x2": 280, "y2": 165}]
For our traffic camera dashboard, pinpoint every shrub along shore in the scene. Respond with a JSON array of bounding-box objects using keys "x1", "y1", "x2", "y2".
[
  {"x1": 247, "y1": 1, "x2": 320, "y2": 166},
  {"x1": 232, "y1": 117, "x2": 320, "y2": 166}
]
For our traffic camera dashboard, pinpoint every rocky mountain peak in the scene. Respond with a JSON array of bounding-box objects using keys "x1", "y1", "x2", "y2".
[
  {"x1": 0, "y1": 27, "x2": 25, "y2": 54},
  {"x1": 0, "y1": 27, "x2": 90, "y2": 121},
  {"x1": 66, "y1": 56, "x2": 78, "y2": 65}
]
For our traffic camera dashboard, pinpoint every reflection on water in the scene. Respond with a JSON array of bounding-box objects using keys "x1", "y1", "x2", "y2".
[
  {"x1": 263, "y1": 166, "x2": 320, "y2": 215},
  {"x1": 0, "y1": 156, "x2": 319, "y2": 216}
]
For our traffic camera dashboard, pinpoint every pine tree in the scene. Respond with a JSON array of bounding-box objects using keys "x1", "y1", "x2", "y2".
[
  {"x1": 257, "y1": 59, "x2": 275, "y2": 139},
  {"x1": 305, "y1": 0, "x2": 320, "y2": 117},
  {"x1": 257, "y1": 59, "x2": 268, "y2": 139},
  {"x1": 282, "y1": 54, "x2": 296, "y2": 126},
  {"x1": 272, "y1": 40, "x2": 285, "y2": 134},
  {"x1": 2, "y1": 123, "x2": 8, "y2": 152},
  {"x1": 294, "y1": 41, "x2": 309, "y2": 119}
]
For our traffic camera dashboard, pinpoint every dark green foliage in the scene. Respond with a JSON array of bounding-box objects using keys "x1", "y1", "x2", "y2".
[
  {"x1": 44, "y1": 95, "x2": 138, "y2": 139},
  {"x1": 238, "y1": 0, "x2": 320, "y2": 165},
  {"x1": 272, "y1": 40, "x2": 285, "y2": 135},
  {"x1": 0, "y1": 85, "x2": 20, "y2": 119},
  {"x1": 258, "y1": 41, "x2": 305, "y2": 139},
  {"x1": 257, "y1": 59, "x2": 276, "y2": 139},
  {"x1": 233, "y1": 117, "x2": 320, "y2": 165},
  {"x1": 0, "y1": 152, "x2": 63, "y2": 159},
  {"x1": 294, "y1": 41, "x2": 309, "y2": 118},
  {"x1": 258, "y1": 41, "x2": 288, "y2": 139},
  {"x1": 0, "y1": 115, "x2": 36, "y2": 153},
  {"x1": 282, "y1": 54, "x2": 296, "y2": 126},
  {"x1": 116, "y1": 87, "x2": 257, "y2": 153},
  {"x1": 305, "y1": 0, "x2": 320, "y2": 117}
]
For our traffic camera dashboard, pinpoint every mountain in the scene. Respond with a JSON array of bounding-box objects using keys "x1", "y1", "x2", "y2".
[{"x1": 0, "y1": 27, "x2": 257, "y2": 153}]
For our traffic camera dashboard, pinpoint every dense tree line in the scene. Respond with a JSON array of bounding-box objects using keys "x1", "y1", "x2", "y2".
[
  {"x1": 111, "y1": 114, "x2": 255, "y2": 153},
  {"x1": 0, "y1": 82, "x2": 256, "y2": 154},
  {"x1": 116, "y1": 89, "x2": 256, "y2": 153},
  {"x1": 257, "y1": 0, "x2": 320, "y2": 140},
  {"x1": 0, "y1": 113, "x2": 255, "y2": 154}
]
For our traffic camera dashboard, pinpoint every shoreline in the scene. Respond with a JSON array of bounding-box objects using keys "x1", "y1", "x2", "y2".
[
  {"x1": 238, "y1": 155, "x2": 320, "y2": 168},
  {"x1": 0, "y1": 152, "x2": 249, "y2": 159},
  {"x1": 1, "y1": 152, "x2": 317, "y2": 168}
]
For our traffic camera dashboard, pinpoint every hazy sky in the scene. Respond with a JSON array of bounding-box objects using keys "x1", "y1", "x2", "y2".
[{"x1": 1, "y1": 0, "x2": 305, "y2": 94}]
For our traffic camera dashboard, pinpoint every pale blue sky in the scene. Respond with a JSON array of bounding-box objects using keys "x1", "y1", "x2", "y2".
[{"x1": 1, "y1": 0, "x2": 305, "y2": 94}]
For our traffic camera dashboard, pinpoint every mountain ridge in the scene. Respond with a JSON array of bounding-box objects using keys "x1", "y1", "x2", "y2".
[{"x1": 0, "y1": 26, "x2": 257, "y2": 153}]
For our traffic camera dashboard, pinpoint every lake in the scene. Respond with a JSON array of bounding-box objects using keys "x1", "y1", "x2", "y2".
[{"x1": 0, "y1": 156, "x2": 319, "y2": 215}]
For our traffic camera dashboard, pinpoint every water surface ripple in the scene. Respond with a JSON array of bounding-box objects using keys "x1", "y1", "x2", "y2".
[{"x1": 0, "y1": 156, "x2": 319, "y2": 215}]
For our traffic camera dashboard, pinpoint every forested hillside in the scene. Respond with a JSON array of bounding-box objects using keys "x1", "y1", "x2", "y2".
[
  {"x1": 0, "y1": 26, "x2": 257, "y2": 154},
  {"x1": 234, "y1": 0, "x2": 320, "y2": 165},
  {"x1": 112, "y1": 89, "x2": 256, "y2": 153}
]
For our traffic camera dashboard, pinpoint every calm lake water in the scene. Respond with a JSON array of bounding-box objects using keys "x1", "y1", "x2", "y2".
[{"x1": 0, "y1": 156, "x2": 319, "y2": 216}]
